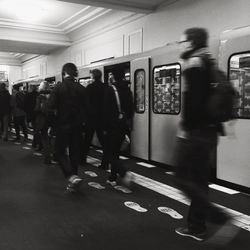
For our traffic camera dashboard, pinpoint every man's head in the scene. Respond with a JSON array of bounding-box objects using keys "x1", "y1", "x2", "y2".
[
  {"x1": 62, "y1": 63, "x2": 78, "y2": 79},
  {"x1": 112, "y1": 68, "x2": 125, "y2": 82},
  {"x1": 180, "y1": 27, "x2": 208, "y2": 53},
  {"x1": 90, "y1": 69, "x2": 102, "y2": 82}
]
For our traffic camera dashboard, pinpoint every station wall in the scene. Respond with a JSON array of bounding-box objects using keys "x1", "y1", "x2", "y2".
[{"x1": 21, "y1": 0, "x2": 250, "y2": 79}]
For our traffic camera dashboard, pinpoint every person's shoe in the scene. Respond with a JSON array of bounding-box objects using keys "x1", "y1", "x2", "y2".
[
  {"x1": 65, "y1": 183, "x2": 77, "y2": 193},
  {"x1": 122, "y1": 171, "x2": 133, "y2": 187},
  {"x1": 106, "y1": 179, "x2": 117, "y2": 187},
  {"x1": 175, "y1": 227, "x2": 206, "y2": 241},
  {"x1": 68, "y1": 175, "x2": 83, "y2": 189}
]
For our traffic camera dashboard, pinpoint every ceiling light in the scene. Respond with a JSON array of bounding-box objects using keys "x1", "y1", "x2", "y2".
[{"x1": 0, "y1": 0, "x2": 53, "y2": 22}]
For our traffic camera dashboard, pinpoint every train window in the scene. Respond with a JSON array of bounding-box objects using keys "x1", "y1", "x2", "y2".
[
  {"x1": 153, "y1": 64, "x2": 181, "y2": 114},
  {"x1": 134, "y1": 69, "x2": 146, "y2": 113},
  {"x1": 229, "y1": 53, "x2": 250, "y2": 118}
]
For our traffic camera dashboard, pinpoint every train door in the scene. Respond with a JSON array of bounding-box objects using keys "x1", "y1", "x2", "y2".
[
  {"x1": 150, "y1": 47, "x2": 181, "y2": 165},
  {"x1": 217, "y1": 27, "x2": 250, "y2": 189},
  {"x1": 130, "y1": 57, "x2": 150, "y2": 160}
]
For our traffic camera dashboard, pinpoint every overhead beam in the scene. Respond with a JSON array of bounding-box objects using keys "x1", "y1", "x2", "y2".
[{"x1": 58, "y1": 0, "x2": 154, "y2": 13}]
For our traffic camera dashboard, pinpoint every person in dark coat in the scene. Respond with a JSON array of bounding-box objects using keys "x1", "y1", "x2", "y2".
[
  {"x1": 11, "y1": 85, "x2": 28, "y2": 141},
  {"x1": 103, "y1": 68, "x2": 134, "y2": 188},
  {"x1": 26, "y1": 85, "x2": 38, "y2": 147},
  {"x1": 0, "y1": 83, "x2": 11, "y2": 141},
  {"x1": 34, "y1": 81, "x2": 52, "y2": 164},
  {"x1": 47, "y1": 63, "x2": 86, "y2": 192},
  {"x1": 82, "y1": 69, "x2": 108, "y2": 169},
  {"x1": 174, "y1": 27, "x2": 237, "y2": 244}
]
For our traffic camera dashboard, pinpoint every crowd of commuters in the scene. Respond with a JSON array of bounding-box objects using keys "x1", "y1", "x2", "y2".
[
  {"x1": 0, "y1": 62, "x2": 134, "y2": 193},
  {"x1": 0, "y1": 27, "x2": 238, "y2": 245}
]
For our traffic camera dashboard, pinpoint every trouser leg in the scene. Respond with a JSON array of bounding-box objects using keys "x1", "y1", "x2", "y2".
[
  {"x1": 82, "y1": 125, "x2": 95, "y2": 163},
  {"x1": 56, "y1": 127, "x2": 72, "y2": 178},
  {"x1": 96, "y1": 128, "x2": 109, "y2": 167},
  {"x1": 2, "y1": 114, "x2": 9, "y2": 139},
  {"x1": 19, "y1": 116, "x2": 28, "y2": 139},
  {"x1": 107, "y1": 128, "x2": 127, "y2": 181},
  {"x1": 14, "y1": 116, "x2": 21, "y2": 139},
  {"x1": 69, "y1": 130, "x2": 81, "y2": 175},
  {"x1": 41, "y1": 127, "x2": 51, "y2": 163}
]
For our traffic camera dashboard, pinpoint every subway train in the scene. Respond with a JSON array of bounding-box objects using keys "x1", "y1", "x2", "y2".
[
  {"x1": 74, "y1": 25, "x2": 249, "y2": 192},
  {"x1": 13, "y1": 25, "x2": 250, "y2": 192}
]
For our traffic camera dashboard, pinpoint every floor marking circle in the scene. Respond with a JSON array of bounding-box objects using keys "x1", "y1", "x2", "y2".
[
  {"x1": 88, "y1": 182, "x2": 105, "y2": 190},
  {"x1": 26, "y1": 143, "x2": 32, "y2": 146},
  {"x1": 158, "y1": 207, "x2": 183, "y2": 219},
  {"x1": 114, "y1": 185, "x2": 132, "y2": 194},
  {"x1": 124, "y1": 201, "x2": 147, "y2": 212},
  {"x1": 84, "y1": 171, "x2": 98, "y2": 177},
  {"x1": 22, "y1": 146, "x2": 31, "y2": 150}
]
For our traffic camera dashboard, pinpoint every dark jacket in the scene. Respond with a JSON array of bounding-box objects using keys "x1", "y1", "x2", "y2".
[
  {"x1": 85, "y1": 80, "x2": 107, "y2": 128},
  {"x1": 35, "y1": 90, "x2": 51, "y2": 130},
  {"x1": 26, "y1": 90, "x2": 38, "y2": 119},
  {"x1": 103, "y1": 80, "x2": 134, "y2": 132},
  {"x1": 181, "y1": 48, "x2": 214, "y2": 131},
  {"x1": 0, "y1": 89, "x2": 11, "y2": 116},
  {"x1": 47, "y1": 77, "x2": 86, "y2": 128}
]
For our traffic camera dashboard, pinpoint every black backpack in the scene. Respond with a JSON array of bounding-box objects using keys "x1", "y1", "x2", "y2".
[{"x1": 206, "y1": 68, "x2": 237, "y2": 123}]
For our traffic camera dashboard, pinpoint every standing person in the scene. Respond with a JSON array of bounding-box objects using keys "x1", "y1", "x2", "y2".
[
  {"x1": 0, "y1": 83, "x2": 11, "y2": 141},
  {"x1": 11, "y1": 85, "x2": 28, "y2": 142},
  {"x1": 26, "y1": 85, "x2": 38, "y2": 148},
  {"x1": 174, "y1": 27, "x2": 237, "y2": 244},
  {"x1": 34, "y1": 81, "x2": 52, "y2": 164},
  {"x1": 103, "y1": 68, "x2": 134, "y2": 187},
  {"x1": 82, "y1": 69, "x2": 108, "y2": 169},
  {"x1": 47, "y1": 63, "x2": 86, "y2": 192}
]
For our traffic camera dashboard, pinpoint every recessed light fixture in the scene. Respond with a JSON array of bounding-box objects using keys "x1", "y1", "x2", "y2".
[{"x1": 0, "y1": 0, "x2": 53, "y2": 22}]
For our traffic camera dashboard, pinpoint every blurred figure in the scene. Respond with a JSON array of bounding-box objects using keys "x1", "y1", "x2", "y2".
[
  {"x1": 47, "y1": 63, "x2": 86, "y2": 193},
  {"x1": 0, "y1": 83, "x2": 11, "y2": 141},
  {"x1": 11, "y1": 85, "x2": 28, "y2": 142},
  {"x1": 26, "y1": 84, "x2": 38, "y2": 147},
  {"x1": 34, "y1": 81, "x2": 52, "y2": 164},
  {"x1": 103, "y1": 67, "x2": 134, "y2": 188},
  {"x1": 82, "y1": 69, "x2": 108, "y2": 169},
  {"x1": 174, "y1": 27, "x2": 238, "y2": 244}
]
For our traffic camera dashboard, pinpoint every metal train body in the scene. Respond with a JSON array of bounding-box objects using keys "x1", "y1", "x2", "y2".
[{"x1": 55, "y1": 26, "x2": 250, "y2": 191}]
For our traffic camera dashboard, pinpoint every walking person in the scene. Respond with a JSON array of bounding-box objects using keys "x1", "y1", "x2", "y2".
[
  {"x1": 103, "y1": 68, "x2": 134, "y2": 187},
  {"x1": 82, "y1": 69, "x2": 109, "y2": 169},
  {"x1": 47, "y1": 63, "x2": 86, "y2": 192},
  {"x1": 174, "y1": 27, "x2": 238, "y2": 244},
  {"x1": 0, "y1": 83, "x2": 11, "y2": 141}
]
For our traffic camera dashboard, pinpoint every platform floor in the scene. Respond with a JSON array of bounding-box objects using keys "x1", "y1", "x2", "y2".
[{"x1": 0, "y1": 134, "x2": 249, "y2": 250}]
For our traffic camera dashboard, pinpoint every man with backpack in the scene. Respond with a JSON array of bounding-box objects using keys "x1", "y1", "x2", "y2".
[
  {"x1": 46, "y1": 63, "x2": 86, "y2": 193},
  {"x1": 174, "y1": 27, "x2": 237, "y2": 244}
]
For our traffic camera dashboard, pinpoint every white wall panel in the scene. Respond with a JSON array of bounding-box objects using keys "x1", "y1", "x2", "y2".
[
  {"x1": 128, "y1": 29, "x2": 143, "y2": 55},
  {"x1": 21, "y1": 0, "x2": 250, "y2": 77}
]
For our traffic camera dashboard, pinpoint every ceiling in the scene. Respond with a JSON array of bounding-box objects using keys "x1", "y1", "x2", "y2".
[{"x1": 0, "y1": 0, "x2": 170, "y2": 63}]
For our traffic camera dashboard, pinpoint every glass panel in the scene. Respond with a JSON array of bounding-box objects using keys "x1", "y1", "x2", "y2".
[
  {"x1": 134, "y1": 69, "x2": 145, "y2": 113},
  {"x1": 229, "y1": 53, "x2": 250, "y2": 118},
  {"x1": 153, "y1": 64, "x2": 181, "y2": 114}
]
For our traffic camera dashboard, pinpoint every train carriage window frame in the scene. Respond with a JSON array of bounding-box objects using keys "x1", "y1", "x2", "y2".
[
  {"x1": 152, "y1": 63, "x2": 181, "y2": 115},
  {"x1": 228, "y1": 51, "x2": 250, "y2": 119},
  {"x1": 134, "y1": 69, "x2": 146, "y2": 114}
]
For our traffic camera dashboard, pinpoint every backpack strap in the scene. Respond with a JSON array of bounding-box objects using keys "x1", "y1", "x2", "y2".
[{"x1": 111, "y1": 85, "x2": 123, "y2": 120}]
